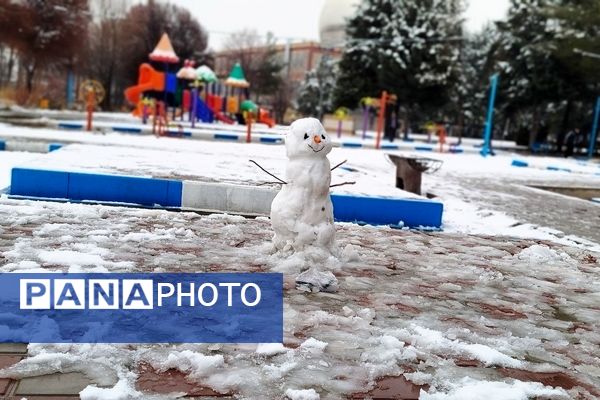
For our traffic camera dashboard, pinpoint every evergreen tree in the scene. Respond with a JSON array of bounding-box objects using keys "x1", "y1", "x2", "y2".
[
  {"x1": 334, "y1": 0, "x2": 464, "y2": 134},
  {"x1": 547, "y1": 0, "x2": 600, "y2": 138},
  {"x1": 548, "y1": 0, "x2": 600, "y2": 89},
  {"x1": 495, "y1": 0, "x2": 572, "y2": 145},
  {"x1": 297, "y1": 56, "x2": 337, "y2": 118},
  {"x1": 449, "y1": 25, "x2": 502, "y2": 139}
]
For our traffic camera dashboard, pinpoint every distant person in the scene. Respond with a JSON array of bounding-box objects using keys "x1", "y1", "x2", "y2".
[
  {"x1": 564, "y1": 128, "x2": 579, "y2": 157},
  {"x1": 384, "y1": 103, "x2": 398, "y2": 142},
  {"x1": 556, "y1": 130, "x2": 566, "y2": 154},
  {"x1": 536, "y1": 122, "x2": 549, "y2": 144}
]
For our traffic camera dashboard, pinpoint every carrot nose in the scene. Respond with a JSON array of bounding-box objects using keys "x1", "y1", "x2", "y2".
[{"x1": 313, "y1": 135, "x2": 322, "y2": 144}]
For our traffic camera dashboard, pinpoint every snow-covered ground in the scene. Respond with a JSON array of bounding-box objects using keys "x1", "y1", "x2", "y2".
[
  {"x1": 0, "y1": 198, "x2": 598, "y2": 398},
  {"x1": 13, "y1": 141, "x2": 421, "y2": 199},
  {"x1": 420, "y1": 152, "x2": 600, "y2": 251},
  {"x1": 1, "y1": 119, "x2": 600, "y2": 398},
  {"x1": 4, "y1": 120, "x2": 600, "y2": 247}
]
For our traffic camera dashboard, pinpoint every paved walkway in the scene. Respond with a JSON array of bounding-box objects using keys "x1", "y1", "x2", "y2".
[
  {"x1": 426, "y1": 159, "x2": 600, "y2": 248},
  {"x1": 0, "y1": 198, "x2": 599, "y2": 398}
]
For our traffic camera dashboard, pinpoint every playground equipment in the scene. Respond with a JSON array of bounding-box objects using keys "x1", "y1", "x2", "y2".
[
  {"x1": 124, "y1": 33, "x2": 275, "y2": 135},
  {"x1": 374, "y1": 92, "x2": 400, "y2": 149},
  {"x1": 334, "y1": 107, "x2": 350, "y2": 138},
  {"x1": 78, "y1": 80, "x2": 105, "y2": 131},
  {"x1": 361, "y1": 93, "x2": 398, "y2": 149}
]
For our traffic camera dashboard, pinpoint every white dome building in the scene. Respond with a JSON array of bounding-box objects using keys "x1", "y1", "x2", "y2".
[{"x1": 319, "y1": 0, "x2": 360, "y2": 48}]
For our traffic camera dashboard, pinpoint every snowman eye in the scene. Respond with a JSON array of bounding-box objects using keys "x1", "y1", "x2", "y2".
[
  {"x1": 321, "y1": 134, "x2": 326, "y2": 140},
  {"x1": 304, "y1": 133, "x2": 309, "y2": 140}
]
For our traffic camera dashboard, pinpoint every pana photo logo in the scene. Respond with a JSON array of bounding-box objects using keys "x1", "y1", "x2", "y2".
[
  {"x1": 0, "y1": 273, "x2": 283, "y2": 343},
  {"x1": 20, "y1": 278, "x2": 262, "y2": 310}
]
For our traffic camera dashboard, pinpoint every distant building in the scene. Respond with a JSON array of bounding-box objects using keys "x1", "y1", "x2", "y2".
[
  {"x1": 213, "y1": 42, "x2": 342, "y2": 83},
  {"x1": 211, "y1": 0, "x2": 359, "y2": 123},
  {"x1": 319, "y1": 0, "x2": 359, "y2": 48},
  {"x1": 213, "y1": 0, "x2": 358, "y2": 84}
]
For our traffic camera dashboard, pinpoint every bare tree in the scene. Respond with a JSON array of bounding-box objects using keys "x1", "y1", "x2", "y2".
[
  {"x1": 84, "y1": 0, "x2": 130, "y2": 109},
  {"x1": 221, "y1": 30, "x2": 284, "y2": 103},
  {"x1": 222, "y1": 29, "x2": 266, "y2": 85},
  {"x1": 120, "y1": 0, "x2": 209, "y2": 87},
  {"x1": 0, "y1": 0, "x2": 90, "y2": 94}
]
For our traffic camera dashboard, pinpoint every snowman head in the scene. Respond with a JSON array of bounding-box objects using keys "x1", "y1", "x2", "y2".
[{"x1": 286, "y1": 118, "x2": 333, "y2": 159}]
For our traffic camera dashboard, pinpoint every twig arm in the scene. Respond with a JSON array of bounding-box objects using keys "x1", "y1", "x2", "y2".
[
  {"x1": 330, "y1": 181, "x2": 356, "y2": 188},
  {"x1": 331, "y1": 159, "x2": 347, "y2": 171},
  {"x1": 249, "y1": 160, "x2": 287, "y2": 185}
]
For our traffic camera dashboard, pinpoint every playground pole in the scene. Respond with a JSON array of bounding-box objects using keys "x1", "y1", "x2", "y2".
[
  {"x1": 152, "y1": 102, "x2": 158, "y2": 136},
  {"x1": 588, "y1": 96, "x2": 600, "y2": 158},
  {"x1": 191, "y1": 88, "x2": 198, "y2": 129},
  {"x1": 480, "y1": 74, "x2": 499, "y2": 157},
  {"x1": 246, "y1": 113, "x2": 252, "y2": 143},
  {"x1": 86, "y1": 90, "x2": 94, "y2": 132},
  {"x1": 375, "y1": 91, "x2": 388, "y2": 150}
]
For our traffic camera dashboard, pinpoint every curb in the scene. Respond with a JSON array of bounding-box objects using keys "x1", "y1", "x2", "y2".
[
  {"x1": 49, "y1": 120, "x2": 470, "y2": 154},
  {"x1": 9, "y1": 167, "x2": 444, "y2": 228},
  {"x1": 0, "y1": 140, "x2": 64, "y2": 153},
  {"x1": 512, "y1": 159, "x2": 600, "y2": 175}
]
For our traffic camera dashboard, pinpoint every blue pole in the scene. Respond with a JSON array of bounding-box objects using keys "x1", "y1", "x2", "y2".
[
  {"x1": 481, "y1": 73, "x2": 499, "y2": 157},
  {"x1": 588, "y1": 96, "x2": 600, "y2": 158},
  {"x1": 66, "y1": 70, "x2": 75, "y2": 109}
]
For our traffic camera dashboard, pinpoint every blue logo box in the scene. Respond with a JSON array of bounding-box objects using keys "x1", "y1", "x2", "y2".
[{"x1": 0, "y1": 273, "x2": 283, "y2": 343}]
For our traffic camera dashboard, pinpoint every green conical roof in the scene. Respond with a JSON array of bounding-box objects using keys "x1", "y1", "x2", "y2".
[
  {"x1": 229, "y1": 62, "x2": 246, "y2": 80},
  {"x1": 225, "y1": 62, "x2": 250, "y2": 88}
]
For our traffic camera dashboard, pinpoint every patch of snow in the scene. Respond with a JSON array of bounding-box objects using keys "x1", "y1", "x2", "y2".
[
  {"x1": 256, "y1": 343, "x2": 288, "y2": 356},
  {"x1": 299, "y1": 338, "x2": 328, "y2": 353},
  {"x1": 285, "y1": 388, "x2": 320, "y2": 400},
  {"x1": 421, "y1": 377, "x2": 569, "y2": 400},
  {"x1": 516, "y1": 244, "x2": 570, "y2": 263}
]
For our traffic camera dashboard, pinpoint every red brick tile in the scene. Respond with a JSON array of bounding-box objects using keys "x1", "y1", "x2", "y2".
[
  {"x1": 499, "y1": 368, "x2": 600, "y2": 397},
  {"x1": 0, "y1": 355, "x2": 22, "y2": 369},
  {"x1": 4, "y1": 397, "x2": 80, "y2": 400},
  {"x1": 0, "y1": 355, "x2": 22, "y2": 395},
  {"x1": 475, "y1": 303, "x2": 527, "y2": 319},
  {"x1": 453, "y1": 358, "x2": 483, "y2": 367},
  {"x1": 136, "y1": 363, "x2": 231, "y2": 397},
  {"x1": 0, "y1": 378, "x2": 12, "y2": 395},
  {"x1": 351, "y1": 375, "x2": 426, "y2": 400}
]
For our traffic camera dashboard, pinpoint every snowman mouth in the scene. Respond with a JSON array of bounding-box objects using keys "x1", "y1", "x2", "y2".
[{"x1": 308, "y1": 144, "x2": 325, "y2": 153}]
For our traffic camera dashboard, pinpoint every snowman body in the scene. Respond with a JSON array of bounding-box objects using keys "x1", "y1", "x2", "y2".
[{"x1": 271, "y1": 118, "x2": 335, "y2": 253}]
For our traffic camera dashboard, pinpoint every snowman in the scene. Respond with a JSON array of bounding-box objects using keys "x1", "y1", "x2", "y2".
[{"x1": 270, "y1": 118, "x2": 338, "y2": 292}]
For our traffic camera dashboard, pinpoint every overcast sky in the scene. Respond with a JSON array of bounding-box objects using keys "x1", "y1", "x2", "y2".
[{"x1": 169, "y1": 0, "x2": 510, "y2": 50}]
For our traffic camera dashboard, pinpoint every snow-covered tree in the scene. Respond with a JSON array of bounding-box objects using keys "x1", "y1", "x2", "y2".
[
  {"x1": 296, "y1": 56, "x2": 337, "y2": 118},
  {"x1": 0, "y1": 0, "x2": 90, "y2": 93},
  {"x1": 334, "y1": 0, "x2": 464, "y2": 133},
  {"x1": 547, "y1": 0, "x2": 600, "y2": 136},
  {"x1": 448, "y1": 24, "x2": 502, "y2": 139},
  {"x1": 495, "y1": 0, "x2": 576, "y2": 145}
]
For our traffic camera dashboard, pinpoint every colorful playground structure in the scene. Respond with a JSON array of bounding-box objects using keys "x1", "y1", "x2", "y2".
[{"x1": 124, "y1": 33, "x2": 275, "y2": 135}]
